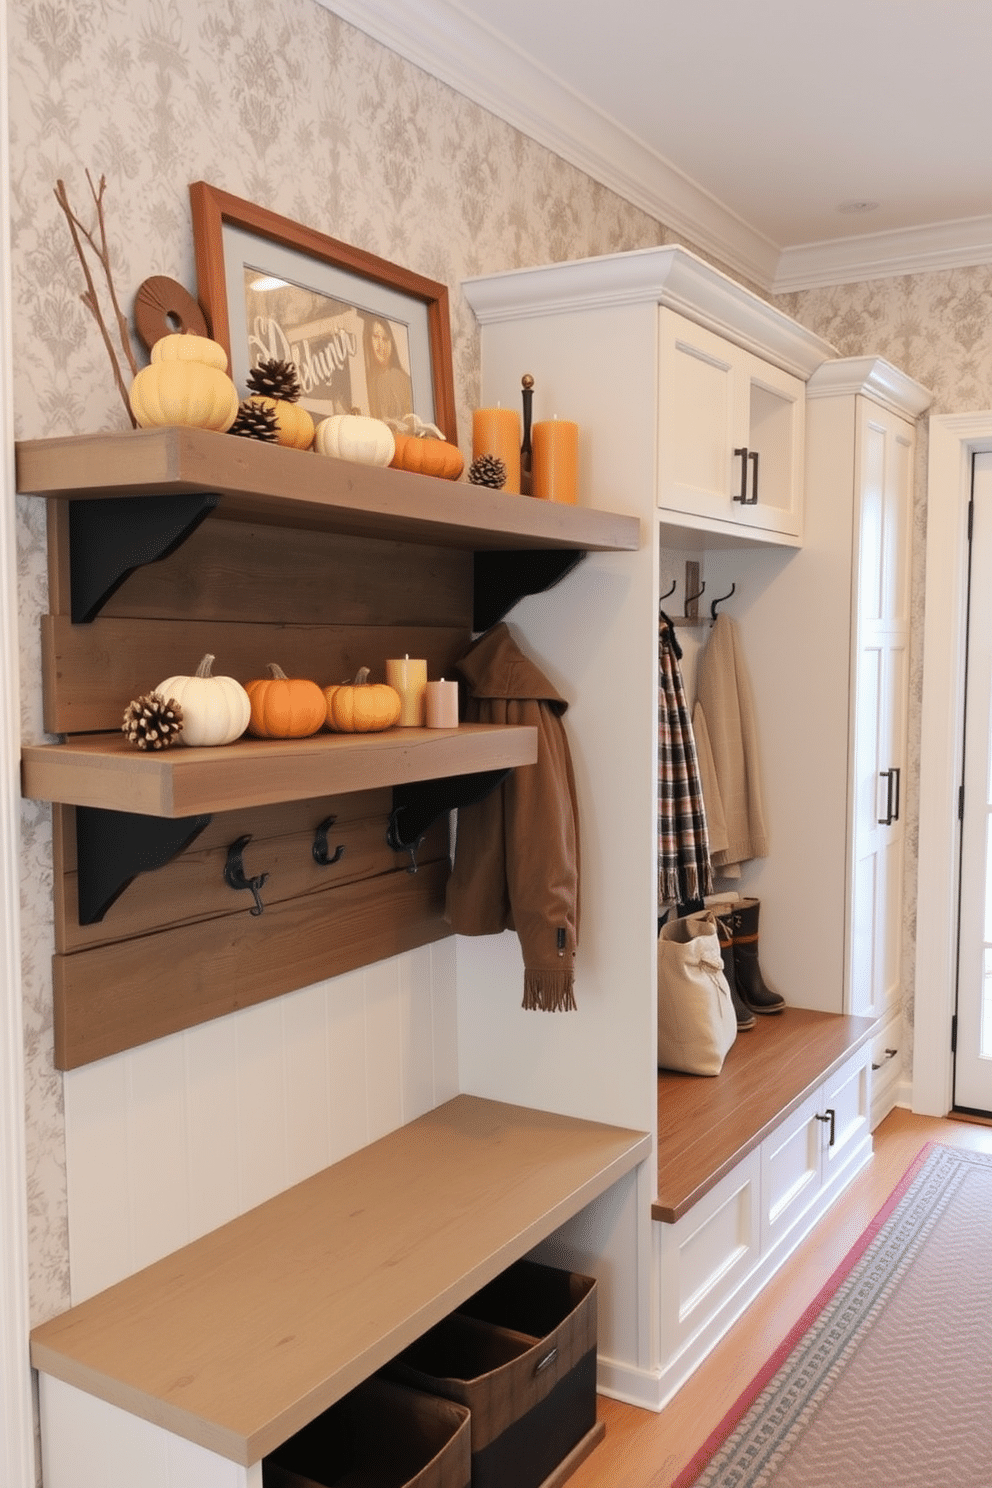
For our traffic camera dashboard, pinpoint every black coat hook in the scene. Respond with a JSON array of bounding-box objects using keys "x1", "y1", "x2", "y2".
[
  {"x1": 660, "y1": 578, "x2": 677, "y2": 603},
  {"x1": 224, "y1": 834, "x2": 268, "y2": 915},
  {"x1": 684, "y1": 579, "x2": 706, "y2": 607},
  {"x1": 710, "y1": 583, "x2": 737, "y2": 622},
  {"x1": 312, "y1": 815, "x2": 346, "y2": 867}
]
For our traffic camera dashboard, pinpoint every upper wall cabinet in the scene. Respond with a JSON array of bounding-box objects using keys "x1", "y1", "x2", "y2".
[
  {"x1": 463, "y1": 244, "x2": 836, "y2": 550},
  {"x1": 658, "y1": 309, "x2": 805, "y2": 541}
]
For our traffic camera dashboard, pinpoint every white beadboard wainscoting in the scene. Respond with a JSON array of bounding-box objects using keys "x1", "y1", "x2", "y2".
[{"x1": 63, "y1": 940, "x2": 458, "y2": 1304}]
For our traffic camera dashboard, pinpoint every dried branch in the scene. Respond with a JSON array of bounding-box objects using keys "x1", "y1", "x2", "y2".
[{"x1": 54, "y1": 174, "x2": 138, "y2": 427}]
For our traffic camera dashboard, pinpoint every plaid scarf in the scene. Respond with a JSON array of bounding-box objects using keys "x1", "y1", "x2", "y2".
[{"x1": 658, "y1": 621, "x2": 713, "y2": 907}]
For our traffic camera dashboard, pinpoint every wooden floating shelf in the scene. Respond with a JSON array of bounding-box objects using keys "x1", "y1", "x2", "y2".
[
  {"x1": 30, "y1": 1094, "x2": 652, "y2": 1466},
  {"x1": 21, "y1": 722, "x2": 538, "y2": 818},
  {"x1": 15, "y1": 426, "x2": 642, "y2": 553}
]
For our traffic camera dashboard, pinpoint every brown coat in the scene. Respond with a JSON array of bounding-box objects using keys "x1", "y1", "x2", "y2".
[{"x1": 445, "y1": 624, "x2": 580, "y2": 1011}]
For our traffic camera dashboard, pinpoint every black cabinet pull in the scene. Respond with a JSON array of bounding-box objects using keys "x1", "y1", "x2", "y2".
[
  {"x1": 815, "y1": 1107, "x2": 836, "y2": 1146},
  {"x1": 733, "y1": 446, "x2": 749, "y2": 502},
  {"x1": 732, "y1": 447, "x2": 760, "y2": 504},
  {"x1": 878, "y1": 767, "x2": 901, "y2": 825}
]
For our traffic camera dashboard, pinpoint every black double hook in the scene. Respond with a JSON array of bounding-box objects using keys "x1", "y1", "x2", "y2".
[
  {"x1": 312, "y1": 815, "x2": 346, "y2": 867},
  {"x1": 224, "y1": 835, "x2": 268, "y2": 916}
]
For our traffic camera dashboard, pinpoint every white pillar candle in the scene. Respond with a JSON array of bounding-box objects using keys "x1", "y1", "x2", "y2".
[
  {"x1": 385, "y1": 655, "x2": 427, "y2": 726},
  {"x1": 425, "y1": 678, "x2": 459, "y2": 729}
]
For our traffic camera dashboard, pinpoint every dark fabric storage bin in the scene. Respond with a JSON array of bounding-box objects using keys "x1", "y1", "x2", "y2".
[
  {"x1": 387, "y1": 1261, "x2": 598, "y2": 1488},
  {"x1": 262, "y1": 1375, "x2": 471, "y2": 1488}
]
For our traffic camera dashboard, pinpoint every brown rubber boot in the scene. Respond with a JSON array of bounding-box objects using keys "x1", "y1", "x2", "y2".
[{"x1": 728, "y1": 898, "x2": 786, "y2": 1014}]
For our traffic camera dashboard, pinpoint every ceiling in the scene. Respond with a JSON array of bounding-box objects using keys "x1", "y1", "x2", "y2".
[{"x1": 318, "y1": 0, "x2": 992, "y2": 293}]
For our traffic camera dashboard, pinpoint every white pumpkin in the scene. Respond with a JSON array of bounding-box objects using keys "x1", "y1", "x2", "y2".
[
  {"x1": 314, "y1": 413, "x2": 395, "y2": 467},
  {"x1": 155, "y1": 654, "x2": 251, "y2": 747}
]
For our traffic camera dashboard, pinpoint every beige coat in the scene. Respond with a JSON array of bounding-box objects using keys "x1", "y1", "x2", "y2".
[
  {"x1": 445, "y1": 624, "x2": 580, "y2": 1011},
  {"x1": 693, "y1": 613, "x2": 768, "y2": 872}
]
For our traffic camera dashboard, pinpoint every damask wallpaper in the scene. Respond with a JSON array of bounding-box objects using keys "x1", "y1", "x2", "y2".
[
  {"x1": 8, "y1": 0, "x2": 673, "y2": 1335},
  {"x1": 9, "y1": 0, "x2": 992, "y2": 1368}
]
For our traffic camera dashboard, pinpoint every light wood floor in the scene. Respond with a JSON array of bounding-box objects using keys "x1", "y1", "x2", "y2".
[{"x1": 568, "y1": 1107, "x2": 992, "y2": 1488}]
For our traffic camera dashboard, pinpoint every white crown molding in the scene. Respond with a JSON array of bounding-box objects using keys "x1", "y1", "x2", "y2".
[
  {"x1": 314, "y1": 0, "x2": 781, "y2": 291},
  {"x1": 463, "y1": 245, "x2": 835, "y2": 380},
  {"x1": 317, "y1": 0, "x2": 992, "y2": 294},
  {"x1": 806, "y1": 356, "x2": 933, "y2": 419},
  {"x1": 774, "y1": 214, "x2": 992, "y2": 293}
]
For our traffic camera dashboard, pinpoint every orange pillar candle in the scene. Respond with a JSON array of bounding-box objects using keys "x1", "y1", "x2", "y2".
[
  {"x1": 425, "y1": 678, "x2": 459, "y2": 728},
  {"x1": 472, "y1": 406, "x2": 521, "y2": 494},
  {"x1": 385, "y1": 655, "x2": 427, "y2": 726},
  {"x1": 532, "y1": 418, "x2": 578, "y2": 504}
]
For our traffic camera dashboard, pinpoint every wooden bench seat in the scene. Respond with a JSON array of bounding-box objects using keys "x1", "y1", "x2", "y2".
[{"x1": 655, "y1": 1007, "x2": 878, "y2": 1222}]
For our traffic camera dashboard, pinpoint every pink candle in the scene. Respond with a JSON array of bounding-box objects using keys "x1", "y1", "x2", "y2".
[
  {"x1": 425, "y1": 678, "x2": 459, "y2": 729},
  {"x1": 472, "y1": 406, "x2": 521, "y2": 494},
  {"x1": 532, "y1": 418, "x2": 578, "y2": 504}
]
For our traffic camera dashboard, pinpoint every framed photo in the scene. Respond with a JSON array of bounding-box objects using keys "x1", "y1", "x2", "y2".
[{"x1": 189, "y1": 182, "x2": 457, "y2": 442}]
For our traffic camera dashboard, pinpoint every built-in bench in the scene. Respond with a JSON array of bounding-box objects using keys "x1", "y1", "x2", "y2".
[
  {"x1": 650, "y1": 1008, "x2": 878, "y2": 1407},
  {"x1": 30, "y1": 1096, "x2": 650, "y2": 1486}
]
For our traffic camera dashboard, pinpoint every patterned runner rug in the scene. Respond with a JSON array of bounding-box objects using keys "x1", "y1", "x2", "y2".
[{"x1": 674, "y1": 1143, "x2": 992, "y2": 1487}]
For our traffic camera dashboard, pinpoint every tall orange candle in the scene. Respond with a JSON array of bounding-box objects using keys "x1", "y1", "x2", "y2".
[
  {"x1": 532, "y1": 418, "x2": 578, "y2": 504},
  {"x1": 472, "y1": 406, "x2": 521, "y2": 494},
  {"x1": 385, "y1": 655, "x2": 427, "y2": 726}
]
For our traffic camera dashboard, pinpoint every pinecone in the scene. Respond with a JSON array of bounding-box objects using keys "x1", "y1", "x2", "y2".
[
  {"x1": 229, "y1": 398, "x2": 280, "y2": 441},
  {"x1": 121, "y1": 692, "x2": 184, "y2": 751},
  {"x1": 468, "y1": 453, "x2": 507, "y2": 489},
  {"x1": 247, "y1": 357, "x2": 302, "y2": 403}
]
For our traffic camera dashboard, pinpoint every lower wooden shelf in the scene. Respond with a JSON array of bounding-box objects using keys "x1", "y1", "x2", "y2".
[
  {"x1": 29, "y1": 1095, "x2": 651, "y2": 1468},
  {"x1": 21, "y1": 722, "x2": 538, "y2": 817}
]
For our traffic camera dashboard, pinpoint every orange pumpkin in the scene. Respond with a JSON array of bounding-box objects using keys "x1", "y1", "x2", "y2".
[
  {"x1": 245, "y1": 663, "x2": 326, "y2": 738},
  {"x1": 323, "y1": 667, "x2": 402, "y2": 733},
  {"x1": 391, "y1": 432, "x2": 464, "y2": 481}
]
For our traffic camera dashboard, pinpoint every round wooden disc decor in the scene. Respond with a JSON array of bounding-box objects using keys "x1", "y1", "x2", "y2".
[{"x1": 134, "y1": 276, "x2": 209, "y2": 349}]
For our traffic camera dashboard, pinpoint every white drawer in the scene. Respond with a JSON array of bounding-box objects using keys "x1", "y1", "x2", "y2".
[
  {"x1": 760, "y1": 1089, "x2": 822, "y2": 1253},
  {"x1": 656, "y1": 1148, "x2": 761, "y2": 1358}
]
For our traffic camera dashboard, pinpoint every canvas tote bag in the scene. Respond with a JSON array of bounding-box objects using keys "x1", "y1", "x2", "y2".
[{"x1": 657, "y1": 909, "x2": 737, "y2": 1075}]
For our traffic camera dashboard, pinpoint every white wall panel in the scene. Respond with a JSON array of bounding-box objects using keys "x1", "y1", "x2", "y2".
[
  {"x1": 39, "y1": 1376, "x2": 257, "y2": 1488},
  {"x1": 64, "y1": 946, "x2": 457, "y2": 1303}
]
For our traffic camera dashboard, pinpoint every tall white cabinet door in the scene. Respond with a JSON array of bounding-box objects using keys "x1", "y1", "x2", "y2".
[
  {"x1": 657, "y1": 308, "x2": 805, "y2": 538},
  {"x1": 848, "y1": 399, "x2": 914, "y2": 1019}
]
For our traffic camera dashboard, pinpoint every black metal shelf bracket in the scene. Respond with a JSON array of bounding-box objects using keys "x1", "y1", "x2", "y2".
[
  {"x1": 69, "y1": 492, "x2": 219, "y2": 623},
  {"x1": 473, "y1": 549, "x2": 586, "y2": 632},
  {"x1": 74, "y1": 805, "x2": 212, "y2": 925}
]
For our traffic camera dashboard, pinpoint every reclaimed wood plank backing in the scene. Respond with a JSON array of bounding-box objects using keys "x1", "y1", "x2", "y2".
[
  {"x1": 96, "y1": 516, "x2": 474, "y2": 627},
  {"x1": 42, "y1": 614, "x2": 470, "y2": 734},
  {"x1": 53, "y1": 856, "x2": 451, "y2": 1069},
  {"x1": 51, "y1": 793, "x2": 448, "y2": 952}
]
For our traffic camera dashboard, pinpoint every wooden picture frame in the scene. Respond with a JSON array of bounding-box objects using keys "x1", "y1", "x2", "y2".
[{"x1": 189, "y1": 181, "x2": 457, "y2": 442}]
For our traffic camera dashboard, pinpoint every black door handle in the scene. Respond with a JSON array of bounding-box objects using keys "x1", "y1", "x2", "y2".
[
  {"x1": 733, "y1": 446, "x2": 749, "y2": 502},
  {"x1": 878, "y1": 767, "x2": 901, "y2": 825}
]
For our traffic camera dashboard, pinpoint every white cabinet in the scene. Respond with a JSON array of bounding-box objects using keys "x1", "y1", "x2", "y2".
[
  {"x1": 805, "y1": 363, "x2": 922, "y2": 1028},
  {"x1": 761, "y1": 1044, "x2": 871, "y2": 1254},
  {"x1": 654, "y1": 1043, "x2": 872, "y2": 1408},
  {"x1": 658, "y1": 308, "x2": 805, "y2": 540}
]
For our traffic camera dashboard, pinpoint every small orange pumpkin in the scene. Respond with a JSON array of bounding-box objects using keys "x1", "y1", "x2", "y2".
[
  {"x1": 323, "y1": 667, "x2": 402, "y2": 734},
  {"x1": 391, "y1": 432, "x2": 464, "y2": 481},
  {"x1": 245, "y1": 663, "x2": 326, "y2": 738}
]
